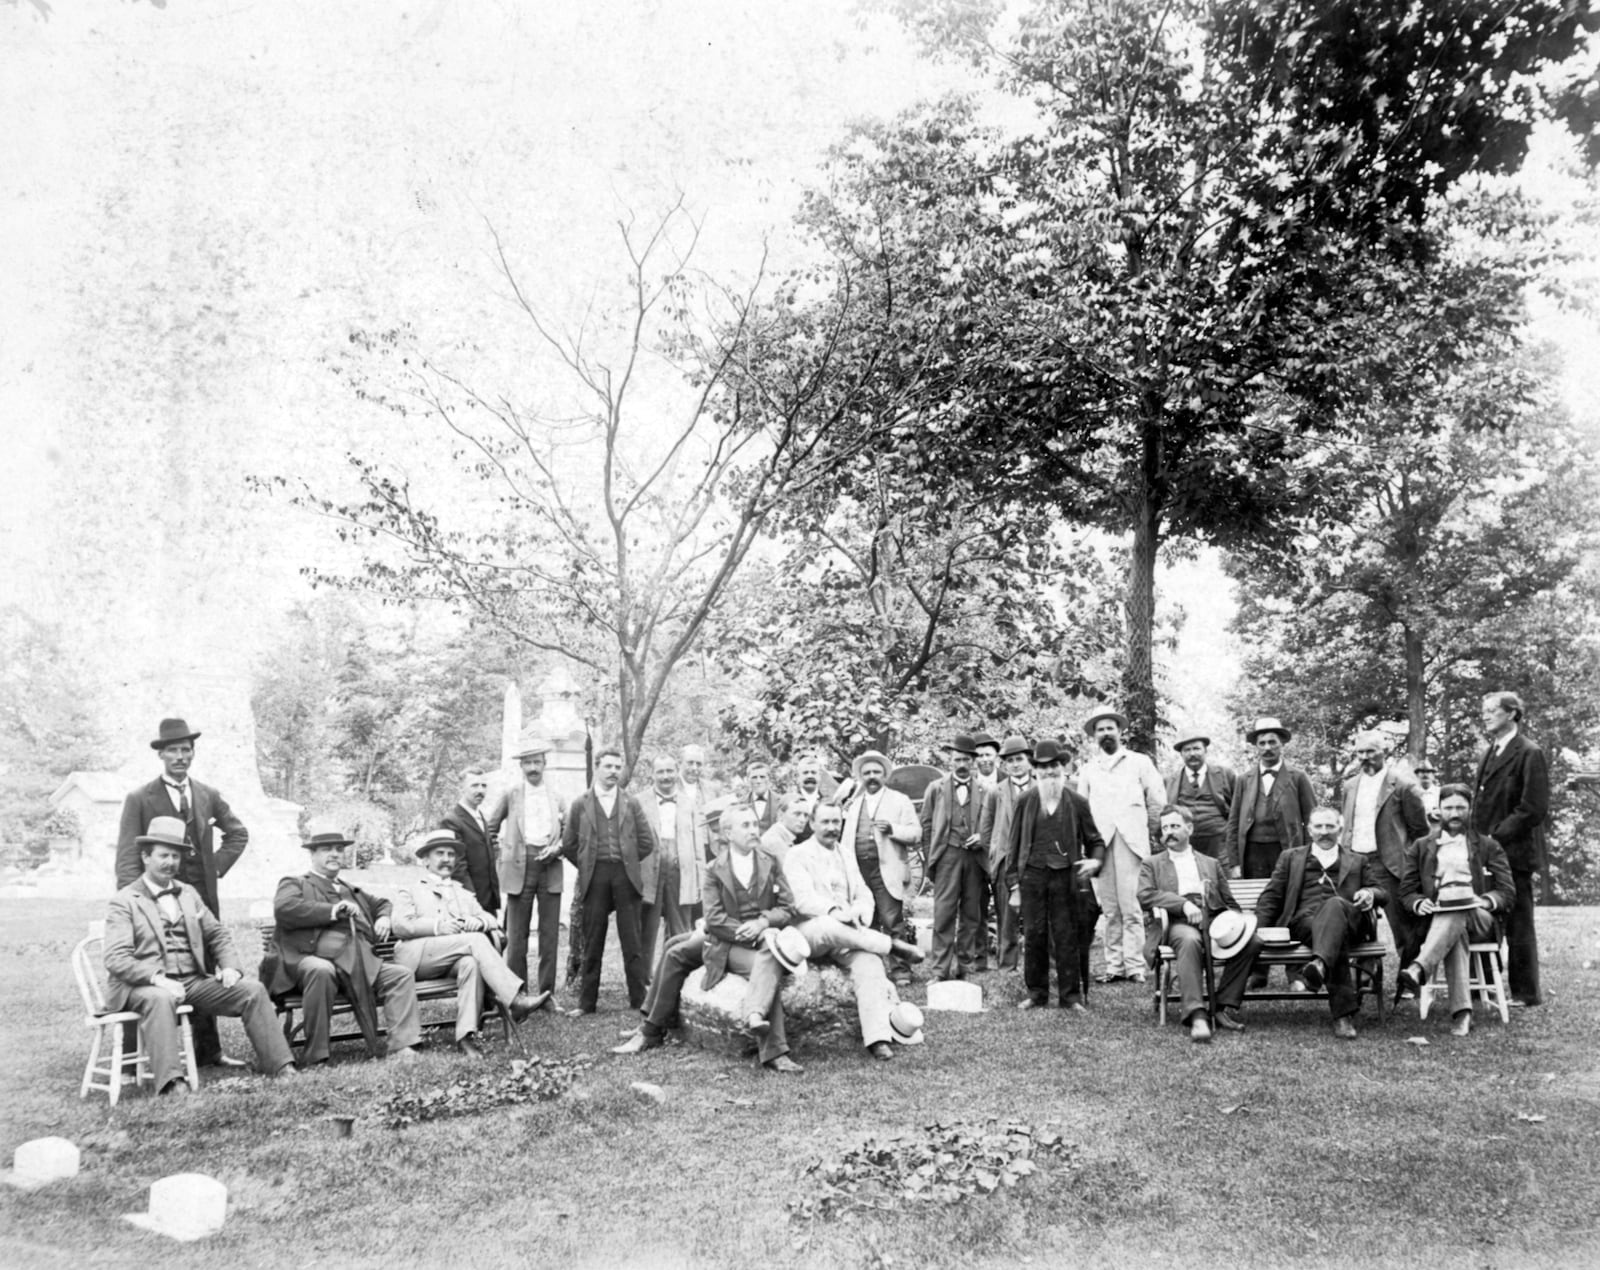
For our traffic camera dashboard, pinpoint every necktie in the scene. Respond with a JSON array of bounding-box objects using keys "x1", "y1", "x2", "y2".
[{"x1": 1189, "y1": 770, "x2": 1200, "y2": 790}]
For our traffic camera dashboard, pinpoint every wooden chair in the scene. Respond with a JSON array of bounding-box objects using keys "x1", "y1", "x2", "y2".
[
  {"x1": 72, "y1": 919, "x2": 197, "y2": 1105},
  {"x1": 1152, "y1": 908, "x2": 1217, "y2": 1027},
  {"x1": 1417, "y1": 934, "x2": 1510, "y2": 1024}
]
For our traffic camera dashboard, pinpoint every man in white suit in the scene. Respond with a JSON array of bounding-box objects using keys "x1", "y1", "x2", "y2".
[
  {"x1": 391, "y1": 831, "x2": 549, "y2": 1056},
  {"x1": 484, "y1": 734, "x2": 568, "y2": 1000},
  {"x1": 1077, "y1": 709, "x2": 1165, "y2": 984},
  {"x1": 840, "y1": 750, "x2": 922, "y2": 986}
]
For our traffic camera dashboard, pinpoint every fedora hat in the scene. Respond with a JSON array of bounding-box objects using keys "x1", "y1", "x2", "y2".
[
  {"x1": 1083, "y1": 708, "x2": 1128, "y2": 736},
  {"x1": 414, "y1": 829, "x2": 461, "y2": 859},
  {"x1": 302, "y1": 830, "x2": 355, "y2": 850},
  {"x1": 512, "y1": 733, "x2": 551, "y2": 758},
  {"x1": 1244, "y1": 716, "x2": 1292, "y2": 744},
  {"x1": 765, "y1": 926, "x2": 811, "y2": 975},
  {"x1": 943, "y1": 734, "x2": 980, "y2": 757},
  {"x1": 1031, "y1": 739, "x2": 1066, "y2": 765},
  {"x1": 149, "y1": 718, "x2": 201, "y2": 751},
  {"x1": 889, "y1": 1000, "x2": 925, "y2": 1045},
  {"x1": 1208, "y1": 909, "x2": 1259, "y2": 961},
  {"x1": 851, "y1": 750, "x2": 890, "y2": 779},
  {"x1": 1172, "y1": 734, "x2": 1210, "y2": 751},
  {"x1": 998, "y1": 734, "x2": 1030, "y2": 758},
  {"x1": 134, "y1": 816, "x2": 189, "y2": 850}
]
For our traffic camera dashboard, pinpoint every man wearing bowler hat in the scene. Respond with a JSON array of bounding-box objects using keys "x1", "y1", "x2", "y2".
[
  {"x1": 977, "y1": 734, "x2": 1032, "y2": 970},
  {"x1": 391, "y1": 830, "x2": 551, "y2": 1057},
  {"x1": 840, "y1": 750, "x2": 922, "y2": 987},
  {"x1": 921, "y1": 734, "x2": 990, "y2": 981},
  {"x1": 267, "y1": 830, "x2": 423, "y2": 1064},
  {"x1": 972, "y1": 732, "x2": 1001, "y2": 794},
  {"x1": 1006, "y1": 740, "x2": 1105, "y2": 1011},
  {"x1": 1076, "y1": 709, "x2": 1165, "y2": 984},
  {"x1": 115, "y1": 717, "x2": 250, "y2": 1068},
  {"x1": 1165, "y1": 734, "x2": 1236, "y2": 861},
  {"x1": 485, "y1": 733, "x2": 568, "y2": 1002},
  {"x1": 1137, "y1": 806, "x2": 1262, "y2": 1042}
]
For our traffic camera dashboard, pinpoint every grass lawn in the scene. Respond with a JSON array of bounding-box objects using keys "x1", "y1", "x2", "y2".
[{"x1": 1, "y1": 897, "x2": 1597, "y2": 1269}]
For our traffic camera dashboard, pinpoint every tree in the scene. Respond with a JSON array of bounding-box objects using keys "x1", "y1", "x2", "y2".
[
  {"x1": 282, "y1": 201, "x2": 938, "y2": 780},
  {"x1": 796, "y1": 0, "x2": 1597, "y2": 749}
]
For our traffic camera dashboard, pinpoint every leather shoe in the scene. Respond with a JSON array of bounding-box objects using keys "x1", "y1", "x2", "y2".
[
  {"x1": 1451, "y1": 1011, "x2": 1472, "y2": 1037},
  {"x1": 763, "y1": 1055, "x2": 803, "y2": 1074},
  {"x1": 210, "y1": 1054, "x2": 248, "y2": 1069},
  {"x1": 509, "y1": 989, "x2": 552, "y2": 1023},
  {"x1": 1064, "y1": 1001, "x2": 1087, "y2": 1014},
  {"x1": 1300, "y1": 958, "x2": 1326, "y2": 993},
  {"x1": 890, "y1": 939, "x2": 926, "y2": 964},
  {"x1": 611, "y1": 1029, "x2": 663, "y2": 1055},
  {"x1": 159, "y1": 1079, "x2": 192, "y2": 1097},
  {"x1": 745, "y1": 1012, "x2": 771, "y2": 1036},
  {"x1": 1214, "y1": 1008, "x2": 1245, "y2": 1032},
  {"x1": 1189, "y1": 1015, "x2": 1213, "y2": 1043},
  {"x1": 456, "y1": 1033, "x2": 487, "y2": 1059},
  {"x1": 868, "y1": 1041, "x2": 894, "y2": 1061},
  {"x1": 1397, "y1": 963, "x2": 1426, "y2": 996},
  {"x1": 1332, "y1": 1016, "x2": 1358, "y2": 1040}
]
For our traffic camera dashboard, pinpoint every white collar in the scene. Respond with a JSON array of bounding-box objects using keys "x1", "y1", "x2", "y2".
[{"x1": 1494, "y1": 726, "x2": 1519, "y2": 755}]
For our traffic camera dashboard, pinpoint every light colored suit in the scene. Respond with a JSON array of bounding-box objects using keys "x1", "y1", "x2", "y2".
[
  {"x1": 1078, "y1": 748, "x2": 1165, "y2": 978},
  {"x1": 485, "y1": 780, "x2": 568, "y2": 995},
  {"x1": 785, "y1": 837, "x2": 896, "y2": 1048},
  {"x1": 392, "y1": 872, "x2": 522, "y2": 1040},
  {"x1": 840, "y1": 788, "x2": 921, "y2": 901}
]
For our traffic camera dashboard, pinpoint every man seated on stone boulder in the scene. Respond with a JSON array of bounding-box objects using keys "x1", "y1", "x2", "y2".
[
  {"x1": 105, "y1": 816, "x2": 298, "y2": 1095},
  {"x1": 1136, "y1": 806, "x2": 1263, "y2": 1043},
  {"x1": 611, "y1": 805, "x2": 800, "y2": 1073},
  {"x1": 267, "y1": 830, "x2": 424, "y2": 1065},
  {"x1": 390, "y1": 830, "x2": 551, "y2": 1058},
  {"x1": 1255, "y1": 806, "x2": 1387, "y2": 1040},
  {"x1": 785, "y1": 801, "x2": 926, "y2": 1061}
]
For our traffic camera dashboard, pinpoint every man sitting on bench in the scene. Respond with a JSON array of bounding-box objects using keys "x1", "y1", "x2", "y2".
[
  {"x1": 391, "y1": 830, "x2": 550, "y2": 1058},
  {"x1": 1255, "y1": 806, "x2": 1387, "y2": 1040},
  {"x1": 1136, "y1": 806, "x2": 1263, "y2": 1042}
]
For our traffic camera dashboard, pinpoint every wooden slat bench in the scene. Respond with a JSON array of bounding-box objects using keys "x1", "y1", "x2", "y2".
[{"x1": 1155, "y1": 878, "x2": 1387, "y2": 1025}]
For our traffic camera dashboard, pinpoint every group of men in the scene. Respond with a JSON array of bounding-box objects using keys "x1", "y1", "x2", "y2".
[{"x1": 103, "y1": 689, "x2": 1550, "y2": 1092}]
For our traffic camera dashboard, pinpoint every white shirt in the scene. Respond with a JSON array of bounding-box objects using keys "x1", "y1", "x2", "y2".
[
  {"x1": 1493, "y1": 725, "x2": 1519, "y2": 758},
  {"x1": 1183, "y1": 763, "x2": 1209, "y2": 790},
  {"x1": 655, "y1": 795, "x2": 678, "y2": 841},
  {"x1": 1170, "y1": 848, "x2": 1203, "y2": 898},
  {"x1": 730, "y1": 848, "x2": 755, "y2": 888},
  {"x1": 1435, "y1": 833, "x2": 1472, "y2": 887},
  {"x1": 522, "y1": 784, "x2": 555, "y2": 844},
  {"x1": 1310, "y1": 843, "x2": 1340, "y2": 871},
  {"x1": 457, "y1": 800, "x2": 486, "y2": 834},
  {"x1": 595, "y1": 786, "x2": 619, "y2": 818},
  {"x1": 1351, "y1": 771, "x2": 1383, "y2": 854},
  {"x1": 164, "y1": 779, "x2": 192, "y2": 814},
  {"x1": 1259, "y1": 764, "x2": 1279, "y2": 795}
]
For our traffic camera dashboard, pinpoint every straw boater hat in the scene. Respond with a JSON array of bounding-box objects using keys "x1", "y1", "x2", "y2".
[
  {"x1": 1208, "y1": 910, "x2": 1259, "y2": 960},
  {"x1": 1172, "y1": 734, "x2": 1210, "y2": 750},
  {"x1": 149, "y1": 718, "x2": 201, "y2": 750},
  {"x1": 415, "y1": 829, "x2": 461, "y2": 858},
  {"x1": 1083, "y1": 708, "x2": 1128, "y2": 736},
  {"x1": 889, "y1": 1001, "x2": 925, "y2": 1045},
  {"x1": 765, "y1": 926, "x2": 812, "y2": 974},
  {"x1": 134, "y1": 816, "x2": 189, "y2": 850},
  {"x1": 302, "y1": 830, "x2": 355, "y2": 850},
  {"x1": 1244, "y1": 716, "x2": 1292, "y2": 744},
  {"x1": 512, "y1": 733, "x2": 552, "y2": 758},
  {"x1": 851, "y1": 750, "x2": 891, "y2": 779}
]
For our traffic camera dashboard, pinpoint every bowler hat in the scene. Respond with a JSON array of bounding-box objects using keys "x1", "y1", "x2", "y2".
[
  {"x1": 765, "y1": 926, "x2": 812, "y2": 975},
  {"x1": 415, "y1": 829, "x2": 461, "y2": 858},
  {"x1": 1172, "y1": 734, "x2": 1210, "y2": 751},
  {"x1": 889, "y1": 1000, "x2": 925, "y2": 1045},
  {"x1": 1244, "y1": 716, "x2": 1292, "y2": 744},
  {"x1": 149, "y1": 718, "x2": 201, "y2": 750},
  {"x1": 512, "y1": 733, "x2": 551, "y2": 758},
  {"x1": 302, "y1": 830, "x2": 355, "y2": 850},
  {"x1": 851, "y1": 750, "x2": 891, "y2": 779},
  {"x1": 998, "y1": 734, "x2": 1030, "y2": 758},
  {"x1": 1208, "y1": 910, "x2": 1259, "y2": 960},
  {"x1": 972, "y1": 732, "x2": 999, "y2": 751},
  {"x1": 943, "y1": 734, "x2": 980, "y2": 757},
  {"x1": 1083, "y1": 708, "x2": 1128, "y2": 736},
  {"x1": 1031, "y1": 739, "x2": 1066, "y2": 765},
  {"x1": 134, "y1": 816, "x2": 189, "y2": 850}
]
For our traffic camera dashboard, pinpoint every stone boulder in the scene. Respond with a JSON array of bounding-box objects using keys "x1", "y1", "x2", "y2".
[{"x1": 677, "y1": 963, "x2": 899, "y2": 1056}]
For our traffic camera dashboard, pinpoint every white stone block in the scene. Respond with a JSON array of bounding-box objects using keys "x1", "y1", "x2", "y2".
[
  {"x1": 925, "y1": 980, "x2": 984, "y2": 1013},
  {"x1": 3, "y1": 1137, "x2": 79, "y2": 1189},
  {"x1": 123, "y1": 1172, "x2": 227, "y2": 1241}
]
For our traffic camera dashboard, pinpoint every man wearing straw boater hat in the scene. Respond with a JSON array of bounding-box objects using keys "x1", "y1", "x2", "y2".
[
  {"x1": 1164, "y1": 734, "x2": 1236, "y2": 861},
  {"x1": 840, "y1": 749, "x2": 922, "y2": 987},
  {"x1": 267, "y1": 830, "x2": 423, "y2": 1065},
  {"x1": 391, "y1": 830, "x2": 551, "y2": 1057},
  {"x1": 485, "y1": 733, "x2": 569, "y2": 1003},
  {"x1": 114, "y1": 717, "x2": 250, "y2": 1068}
]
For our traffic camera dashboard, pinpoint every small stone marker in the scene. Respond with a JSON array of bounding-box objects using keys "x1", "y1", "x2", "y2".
[
  {"x1": 123, "y1": 1172, "x2": 227, "y2": 1241},
  {"x1": 925, "y1": 980, "x2": 983, "y2": 1013},
  {"x1": 630, "y1": 1081, "x2": 666, "y2": 1105},
  {"x1": 3, "y1": 1137, "x2": 80, "y2": 1189}
]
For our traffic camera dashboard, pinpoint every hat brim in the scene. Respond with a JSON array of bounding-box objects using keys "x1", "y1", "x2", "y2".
[
  {"x1": 149, "y1": 732, "x2": 201, "y2": 750},
  {"x1": 134, "y1": 834, "x2": 188, "y2": 849},
  {"x1": 302, "y1": 837, "x2": 355, "y2": 850},
  {"x1": 1172, "y1": 736, "x2": 1210, "y2": 750},
  {"x1": 415, "y1": 841, "x2": 458, "y2": 858},
  {"x1": 1209, "y1": 912, "x2": 1259, "y2": 960},
  {"x1": 1244, "y1": 728, "x2": 1291, "y2": 743},
  {"x1": 851, "y1": 752, "x2": 890, "y2": 778},
  {"x1": 890, "y1": 1029, "x2": 925, "y2": 1045},
  {"x1": 1083, "y1": 711, "x2": 1128, "y2": 736}
]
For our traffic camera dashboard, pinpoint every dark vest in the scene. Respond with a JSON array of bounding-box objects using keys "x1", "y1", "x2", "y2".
[
  {"x1": 1027, "y1": 799, "x2": 1074, "y2": 871},
  {"x1": 597, "y1": 795, "x2": 623, "y2": 863},
  {"x1": 1295, "y1": 858, "x2": 1339, "y2": 918},
  {"x1": 1247, "y1": 772, "x2": 1282, "y2": 844},
  {"x1": 946, "y1": 785, "x2": 975, "y2": 847},
  {"x1": 1175, "y1": 769, "x2": 1226, "y2": 838}
]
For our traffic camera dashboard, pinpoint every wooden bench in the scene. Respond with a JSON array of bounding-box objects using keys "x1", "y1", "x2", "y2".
[
  {"x1": 1155, "y1": 878, "x2": 1387, "y2": 1025},
  {"x1": 252, "y1": 908, "x2": 521, "y2": 1053}
]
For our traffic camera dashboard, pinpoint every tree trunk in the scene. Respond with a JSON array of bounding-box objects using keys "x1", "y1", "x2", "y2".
[
  {"x1": 1120, "y1": 468, "x2": 1161, "y2": 756},
  {"x1": 1403, "y1": 625, "x2": 1427, "y2": 760}
]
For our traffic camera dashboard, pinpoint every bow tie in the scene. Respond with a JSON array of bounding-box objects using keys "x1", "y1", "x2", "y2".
[{"x1": 151, "y1": 885, "x2": 179, "y2": 899}]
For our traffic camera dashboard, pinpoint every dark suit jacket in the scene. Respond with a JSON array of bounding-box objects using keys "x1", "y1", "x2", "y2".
[
  {"x1": 700, "y1": 846, "x2": 794, "y2": 989},
  {"x1": 560, "y1": 787, "x2": 655, "y2": 903},
  {"x1": 1222, "y1": 764, "x2": 1317, "y2": 872},
  {"x1": 440, "y1": 802, "x2": 501, "y2": 914},
  {"x1": 920, "y1": 775, "x2": 986, "y2": 874},
  {"x1": 1135, "y1": 849, "x2": 1240, "y2": 969},
  {"x1": 1473, "y1": 732, "x2": 1550, "y2": 873},
  {"x1": 1400, "y1": 829, "x2": 1513, "y2": 917},
  {"x1": 267, "y1": 870, "x2": 391, "y2": 996},
  {"x1": 1339, "y1": 768, "x2": 1430, "y2": 877},
  {"x1": 114, "y1": 777, "x2": 248, "y2": 914},
  {"x1": 1164, "y1": 763, "x2": 1237, "y2": 829},
  {"x1": 103, "y1": 878, "x2": 242, "y2": 1010},
  {"x1": 1004, "y1": 786, "x2": 1106, "y2": 892},
  {"x1": 1255, "y1": 846, "x2": 1388, "y2": 929}
]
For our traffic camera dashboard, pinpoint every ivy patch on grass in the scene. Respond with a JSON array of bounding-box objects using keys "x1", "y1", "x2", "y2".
[{"x1": 380, "y1": 1057, "x2": 592, "y2": 1128}]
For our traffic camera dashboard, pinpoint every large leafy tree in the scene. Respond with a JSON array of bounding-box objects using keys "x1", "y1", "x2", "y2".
[{"x1": 799, "y1": 0, "x2": 1597, "y2": 749}]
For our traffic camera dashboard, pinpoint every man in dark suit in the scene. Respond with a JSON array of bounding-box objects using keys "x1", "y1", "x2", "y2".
[
  {"x1": 1137, "y1": 806, "x2": 1263, "y2": 1041},
  {"x1": 1165, "y1": 735, "x2": 1236, "y2": 860},
  {"x1": 439, "y1": 765, "x2": 500, "y2": 916},
  {"x1": 561, "y1": 746, "x2": 656, "y2": 1015},
  {"x1": 1223, "y1": 717, "x2": 1317, "y2": 880},
  {"x1": 105, "y1": 817, "x2": 297, "y2": 1093},
  {"x1": 747, "y1": 761, "x2": 778, "y2": 833},
  {"x1": 921, "y1": 734, "x2": 989, "y2": 981},
  {"x1": 268, "y1": 831, "x2": 423, "y2": 1065},
  {"x1": 976, "y1": 734, "x2": 1032, "y2": 970},
  {"x1": 1256, "y1": 806, "x2": 1387, "y2": 1039},
  {"x1": 1339, "y1": 730, "x2": 1430, "y2": 971},
  {"x1": 1473, "y1": 691, "x2": 1550, "y2": 1007},
  {"x1": 114, "y1": 717, "x2": 249, "y2": 1068}
]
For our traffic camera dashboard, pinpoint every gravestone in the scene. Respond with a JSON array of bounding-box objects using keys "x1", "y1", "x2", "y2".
[
  {"x1": 123, "y1": 1172, "x2": 227, "y2": 1241},
  {"x1": 3, "y1": 1137, "x2": 79, "y2": 1189}
]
